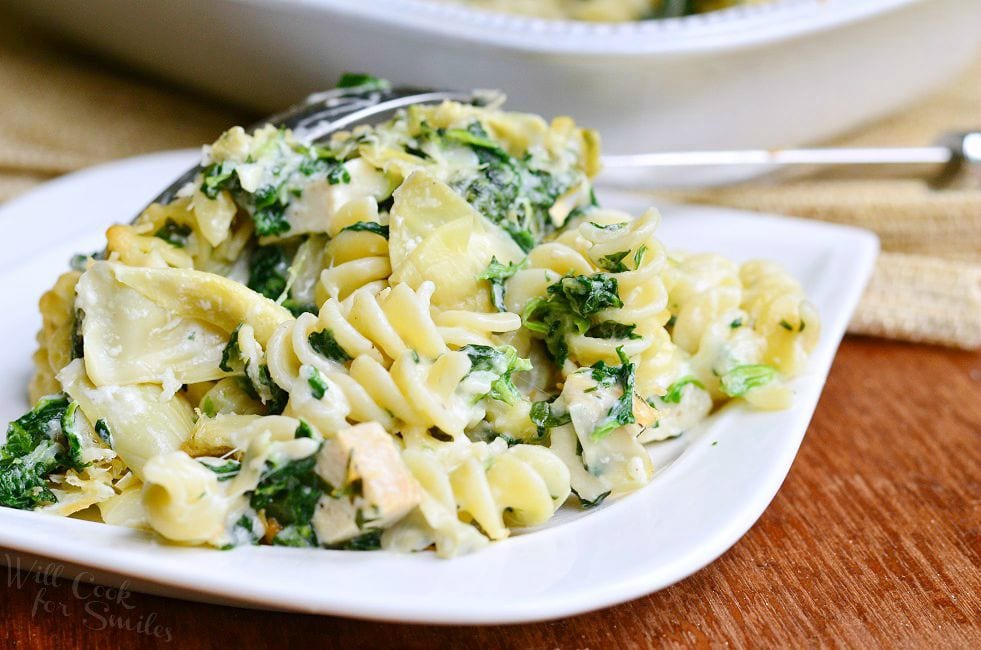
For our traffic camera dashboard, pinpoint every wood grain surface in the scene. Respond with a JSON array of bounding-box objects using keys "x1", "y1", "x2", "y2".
[{"x1": 1, "y1": 337, "x2": 978, "y2": 649}]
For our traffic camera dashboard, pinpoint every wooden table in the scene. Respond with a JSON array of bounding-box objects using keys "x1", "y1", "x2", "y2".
[{"x1": 2, "y1": 337, "x2": 978, "y2": 648}]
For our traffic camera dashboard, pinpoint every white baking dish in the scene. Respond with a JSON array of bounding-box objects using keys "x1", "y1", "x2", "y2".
[{"x1": 6, "y1": 0, "x2": 978, "y2": 166}]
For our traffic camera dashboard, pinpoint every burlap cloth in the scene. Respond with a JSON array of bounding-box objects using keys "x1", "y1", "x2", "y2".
[{"x1": 0, "y1": 18, "x2": 977, "y2": 349}]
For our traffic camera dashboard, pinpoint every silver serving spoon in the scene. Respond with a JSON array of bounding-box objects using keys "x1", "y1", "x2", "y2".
[{"x1": 143, "y1": 83, "x2": 980, "y2": 211}]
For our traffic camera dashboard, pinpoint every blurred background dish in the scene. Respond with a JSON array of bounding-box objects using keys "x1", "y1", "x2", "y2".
[{"x1": 5, "y1": 0, "x2": 978, "y2": 184}]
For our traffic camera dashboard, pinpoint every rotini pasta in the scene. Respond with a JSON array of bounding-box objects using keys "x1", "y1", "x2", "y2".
[{"x1": 1, "y1": 90, "x2": 819, "y2": 558}]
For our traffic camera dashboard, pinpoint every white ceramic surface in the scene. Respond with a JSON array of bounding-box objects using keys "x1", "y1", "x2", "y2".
[
  {"x1": 6, "y1": 0, "x2": 978, "y2": 180},
  {"x1": 0, "y1": 151, "x2": 878, "y2": 623}
]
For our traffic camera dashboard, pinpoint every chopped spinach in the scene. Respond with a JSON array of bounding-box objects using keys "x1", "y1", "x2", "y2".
[
  {"x1": 306, "y1": 367, "x2": 329, "y2": 400},
  {"x1": 153, "y1": 219, "x2": 193, "y2": 248},
  {"x1": 529, "y1": 400, "x2": 571, "y2": 429},
  {"x1": 720, "y1": 364, "x2": 778, "y2": 398},
  {"x1": 247, "y1": 245, "x2": 289, "y2": 301},
  {"x1": 219, "y1": 326, "x2": 243, "y2": 373},
  {"x1": 445, "y1": 122, "x2": 580, "y2": 251},
  {"x1": 340, "y1": 221, "x2": 389, "y2": 239},
  {"x1": 477, "y1": 256, "x2": 526, "y2": 312},
  {"x1": 589, "y1": 347, "x2": 636, "y2": 440},
  {"x1": 662, "y1": 376, "x2": 704, "y2": 404},
  {"x1": 94, "y1": 419, "x2": 113, "y2": 449},
  {"x1": 199, "y1": 458, "x2": 241, "y2": 482},
  {"x1": 572, "y1": 487, "x2": 611, "y2": 510},
  {"x1": 250, "y1": 453, "x2": 326, "y2": 548},
  {"x1": 598, "y1": 251, "x2": 630, "y2": 273},
  {"x1": 308, "y1": 328, "x2": 352, "y2": 364},
  {"x1": 0, "y1": 396, "x2": 74, "y2": 510},
  {"x1": 201, "y1": 161, "x2": 237, "y2": 200},
  {"x1": 589, "y1": 221, "x2": 627, "y2": 232},
  {"x1": 343, "y1": 529, "x2": 383, "y2": 551},
  {"x1": 586, "y1": 321, "x2": 640, "y2": 340},
  {"x1": 633, "y1": 244, "x2": 648, "y2": 269},
  {"x1": 523, "y1": 273, "x2": 622, "y2": 365},
  {"x1": 294, "y1": 420, "x2": 316, "y2": 439},
  {"x1": 70, "y1": 309, "x2": 84, "y2": 360},
  {"x1": 461, "y1": 344, "x2": 532, "y2": 405},
  {"x1": 282, "y1": 300, "x2": 317, "y2": 317},
  {"x1": 60, "y1": 402, "x2": 89, "y2": 472}
]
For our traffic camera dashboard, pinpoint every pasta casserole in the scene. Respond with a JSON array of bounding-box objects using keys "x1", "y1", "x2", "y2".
[{"x1": 0, "y1": 82, "x2": 818, "y2": 556}]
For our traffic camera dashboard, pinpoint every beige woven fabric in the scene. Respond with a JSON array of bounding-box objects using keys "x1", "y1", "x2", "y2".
[{"x1": 0, "y1": 14, "x2": 977, "y2": 348}]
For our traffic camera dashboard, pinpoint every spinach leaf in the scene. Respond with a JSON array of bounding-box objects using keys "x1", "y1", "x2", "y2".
[
  {"x1": 154, "y1": 219, "x2": 193, "y2": 248},
  {"x1": 219, "y1": 325, "x2": 243, "y2": 373},
  {"x1": 461, "y1": 345, "x2": 532, "y2": 405},
  {"x1": 250, "y1": 453, "x2": 326, "y2": 548},
  {"x1": 589, "y1": 347, "x2": 637, "y2": 440},
  {"x1": 586, "y1": 321, "x2": 640, "y2": 340},
  {"x1": 522, "y1": 273, "x2": 622, "y2": 365},
  {"x1": 662, "y1": 376, "x2": 705, "y2": 404},
  {"x1": 529, "y1": 400, "x2": 572, "y2": 429},
  {"x1": 476, "y1": 256, "x2": 526, "y2": 312},
  {"x1": 308, "y1": 329, "x2": 352, "y2": 364},
  {"x1": 572, "y1": 487, "x2": 611, "y2": 509},
  {"x1": 598, "y1": 251, "x2": 630, "y2": 273},
  {"x1": 340, "y1": 221, "x2": 389, "y2": 239},
  {"x1": 446, "y1": 122, "x2": 579, "y2": 251},
  {"x1": 306, "y1": 367, "x2": 329, "y2": 400},
  {"x1": 0, "y1": 396, "x2": 72, "y2": 510},
  {"x1": 199, "y1": 458, "x2": 241, "y2": 482},
  {"x1": 720, "y1": 365, "x2": 778, "y2": 398},
  {"x1": 342, "y1": 529, "x2": 383, "y2": 551},
  {"x1": 247, "y1": 245, "x2": 289, "y2": 301}
]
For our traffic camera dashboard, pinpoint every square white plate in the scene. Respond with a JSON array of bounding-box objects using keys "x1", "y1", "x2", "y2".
[{"x1": 0, "y1": 151, "x2": 878, "y2": 623}]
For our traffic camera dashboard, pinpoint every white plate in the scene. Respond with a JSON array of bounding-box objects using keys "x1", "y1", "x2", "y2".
[{"x1": 0, "y1": 151, "x2": 878, "y2": 623}]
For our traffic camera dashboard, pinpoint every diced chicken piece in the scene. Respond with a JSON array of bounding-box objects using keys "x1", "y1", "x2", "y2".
[{"x1": 312, "y1": 422, "x2": 422, "y2": 545}]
